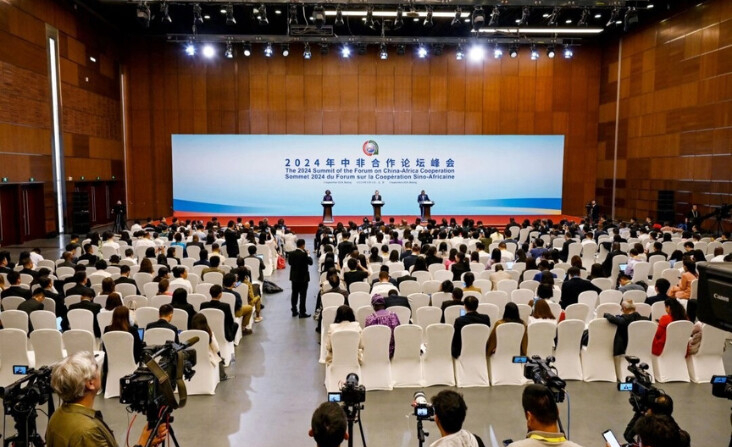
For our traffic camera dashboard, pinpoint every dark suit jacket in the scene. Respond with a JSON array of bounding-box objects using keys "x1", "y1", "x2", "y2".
[
  {"x1": 145, "y1": 319, "x2": 180, "y2": 343},
  {"x1": 451, "y1": 312, "x2": 491, "y2": 358},
  {"x1": 66, "y1": 284, "x2": 96, "y2": 298},
  {"x1": 288, "y1": 249, "x2": 312, "y2": 283},
  {"x1": 337, "y1": 241, "x2": 354, "y2": 266},
  {"x1": 114, "y1": 276, "x2": 141, "y2": 295},
  {"x1": 402, "y1": 254, "x2": 418, "y2": 271},
  {"x1": 344, "y1": 270, "x2": 369, "y2": 287},
  {"x1": 602, "y1": 250, "x2": 627, "y2": 277},
  {"x1": 645, "y1": 294, "x2": 668, "y2": 306},
  {"x1": 451, "y1": 262, "x2": 470, "y2": 281},
  {"x1": 200, "y1": 300, "x2": 238, "y2": 342},
  {"x1": 20, "y1": 268, "x2": 39, "y2": 280},
  {"x1": 371, "y1": 195, "x2": 382, "y2": 201},
  {"x1": 78, "y1": 253, "x2": 99, "y2": 266},
  {"x1": 69, "y1": 300, "x2": 102, "y2": 337},
  {"x1": 559, "y1": 240, "x2": 576, "y2": 262},
  {"x1": 560, "y1": 277, "x2": 602, "y2": 309},
  {"x1": 2, "y1": 285, "x2": 31, "y2": 300},
  {"x1": 18, "y1": 299, "x2": 44, "y2": 331},
  {"x1": 441, "y1": 300, "x2": 463, "y2": 323},
  {"x1": 224, "y1": 229, "x2": 240, "y2": 257},
  {"x1": 43, "y1": 289, "x2": 68, "y2": 330},
  {"x1": 418, "y1": 194, "x2": 430, "y2": 204},
  {"x1": 384, "y1": 295, "x2": 410, "y2": 310},
  {"x1": 604, "y1": 312, "x2": 647, "y2": 356}
]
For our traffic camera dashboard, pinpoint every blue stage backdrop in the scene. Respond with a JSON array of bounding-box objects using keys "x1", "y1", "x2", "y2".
[{"x1": 172, "y1": 134, "x2": 565, "y2": 216}]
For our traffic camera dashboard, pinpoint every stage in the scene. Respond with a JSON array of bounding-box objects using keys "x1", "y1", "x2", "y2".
[{"x1": 173, "y1": 213, "x2": 582, "y2": 234}]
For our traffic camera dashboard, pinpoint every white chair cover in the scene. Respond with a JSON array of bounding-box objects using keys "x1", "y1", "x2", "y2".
[
  {"x1": 390, "y1": 306, "x2": 411, "y2": 325},
  {"x1": 322, "y1": 292, "x2": 345, "y2": 309},
  {"x1": 527, "y1": 321, "x2": 556, "y2": 358},
  {"x1": 578, "y1": 291, "x2": 598, "y2": 310},
  {"x1": 651, "y1": 301, "x2": 667, "y2": 322},
  {"x1": 519, "y1": 280, "x2": 539, "y2": 293},
  {"x1": 180, "y1": 330, "x2": 218, "y2": 395},
  {"x1": 360, "y1": 325, "x2": 393, "y2": 391},
  {"x1": 444, "y1": 306, "x2": 463, "y2": 326},
  {"x1": 497, "y1": 279, "x2": 518, "y2": 294},
  {"x1": 30, "y1": 329, "x2": 65, "y2": 367},
  {"x1": 399, "y1": 280, "x2": 421, "y2": 296},
  {"x1": 116, "y1": 283, "x2": 137, "y2": 298},
  {"x1": 186, "y1": 294, "x2": 208, "y2": 311},
  {"x1": 489, "y1": 322, "x2": 527, "y2": 386},
  {"x1": 123, "y1": 295, "x2": 149, "y2": 310},
  {"x1": 349, "y1": 282, "x2": 371, "y2": 294},
  {"x1": 517, "y1": 304, "x2": 532, "y2": 323},
  {"x1": 423, "y1": 323, "x2": 455, "y2": 387},
  {"x1": 407, "y1": 293, "x2": 430, "y2": 311},
  {"x1": 454, "y1": 324, "x2": 490, "y2": 387},
  {"x1": 1, "y1": 310, "x2": 29, "y2": 333},
  {"x1": 172, "y1": 308, "x2": 189, "y2": 331},
  {"x1": 599, "y1": 290, "x2": 622, "y2": 305},
  {"x1": 202, "y1": 271, "x2": 224, "y2": 286},
  {"x1": 421, "y1": 280, "x2": 441, "y2": 295},
  {"x1": 325, "y1": 330, "x2": 361, "y2": 392},
  {"x1": 103, "y1": 331, "x2": 137, "y2": 398},
  {"x1": 391, "y1": 324, "x2": 423, "y2": 387},
  {"x1": 686, "y1": 324, "x2": 728, "y2": 383},
  {"x1": 554, "y1": 320, "x2": 585, "y2": 380},
  {"x1": 652, "y1": 320, "x2": 693, "y2": 383},
  {"x1": 348, "y1": 292, "x2": 371, "y2": 311},
  {"x1": 433, "y1": 270, "x2": 452, "y2": 282},
  {"x1": 482, "y1": 291, "x2": 508, "y2": 315},
  {"x1": 430, "y1": 292, "x2": 451, "y2": 309},
  {"x1": 1, "y1": 296, "x2": 25, "y2": 311},
  {"x1": 477, "y1": 303, "x2": 499, "y2": 329},
  {"x1": 511, "y1": 289, "x2": 534, "y2": 306},
  {"x1": 0, "y1": 329, "x2": 33, "y2": 387},
  {"x1": 319, "y1": 306, "x2": 339, "y2": 364},
  {"x1": 97, "y1": 311, "x2": 113, "y2": 333},
  {"x1": 144, "y1": 327, "x2": 177, "y2": 345},
  {"x1": 591, "y1": 278, "x2": 612, "y2": 291},
  {"x1": 62, "y1": 329, "x2": 105, "y2": 369},
  {"x1": 615, "y1": 320, "x2": 657, "y2": 382},
  {"x1": 356, "y1": 306, "x2": 374, "y2": 329},
  {"x1": 199, "y1": 308, "x2": 235, "y2": 366},
  {"x1": 595, "y1": 303, "x2": 622, "y2": 320},
  {"x1": 143, "y1": 282, "x2": 159, "y2": 299},
  {"x1": 581, "y1": 319, "x2": 617, "y2": 382},
  {"x1": 30, "y1": 310, "x2": 58, "y2": 331},
  {"x1": 151, "y1": 295, "x2": 172, "y2": 308},
  {"x1": 135, "y1": 307, "x2": 160, "y2": 329}
]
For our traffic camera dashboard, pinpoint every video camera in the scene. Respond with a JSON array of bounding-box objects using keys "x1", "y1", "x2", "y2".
[
  {"x1": 120, "y1": 338, "x2": 197, "y2": 418},
  {"x1": 327, "y1": 373, "x2": 366, "y2": 408},
  {"x1": 513, "y1": 355, "x2": 566, "y2": 403},
  {"x1": 0, "y1": 366, "x2": 54, "y2": 447},
  {"x1": 618, "y1": 356, "x2": 663, "y2": 414},
  {"x1": 711, "y1": 375, "x2": 732, "y2": 400},
  {"x1": 412, "y1": 391, "x2": 434, "y2": 420}
]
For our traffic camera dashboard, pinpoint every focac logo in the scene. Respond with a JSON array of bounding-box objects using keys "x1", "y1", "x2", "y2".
[{"x1": 362, "y1": 140, "x2": 379, "y2": 156}]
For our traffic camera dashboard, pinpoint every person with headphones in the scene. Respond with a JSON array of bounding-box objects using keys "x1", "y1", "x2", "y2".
[
  {"x1": 623, "y1": 394, "x2": 690, "y2": 446},
  {"x1": 507, "y1": 384, "x2": 582, "y2": 447}
]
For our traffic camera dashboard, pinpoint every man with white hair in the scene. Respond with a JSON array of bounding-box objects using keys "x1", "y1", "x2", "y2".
[{"x1": 46, "y1": 352, "x2": 166, "y2": 447}]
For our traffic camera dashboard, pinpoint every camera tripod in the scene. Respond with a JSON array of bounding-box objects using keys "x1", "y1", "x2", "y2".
[
  {"x1": 416, "y1": 418, "x2": 431, "y2": 447},
  {"x1": 2, "y1": 395, "x2": 54, "y2": 447},
  {"x1": 144, "y1": 405, "x2": 180, "y2": 447},
  {"x1": 343, "y1": 403, "x2": 366, "y2": 447}
]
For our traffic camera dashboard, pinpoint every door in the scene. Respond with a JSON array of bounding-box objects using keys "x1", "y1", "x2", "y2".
[
  {"x1": 0, "y1": 185, "x2": 20, "y2": 245},
  {"x1": 19, "y1": 183, "x2": 45, "y2": 242}
]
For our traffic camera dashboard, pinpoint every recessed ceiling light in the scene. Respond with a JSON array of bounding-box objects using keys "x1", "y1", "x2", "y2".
[
  {"x1": 220, "y1": 9, "x2": 226, "y2": 14},
  {"x1": 647, "y1": 4, "x2": 654, "y2": 8},
  {"x1": 203, "y1": 15, "x2": 210, "y2": 19},
  {"x1": 89, "y1": 56, "x2": 97, "y2": 63},
  {"x1": 594, "y1": 13, "x2": 602, "y2": 19},
  {"x1": 275, "y1": 9, "x2": 282, "y2": 14},
  {"x1": 542, "y1": 13, "x2": 550, "y2": 18},
  {"x1": 565, "y1": 19, "x2": 572, "y2": 24}
]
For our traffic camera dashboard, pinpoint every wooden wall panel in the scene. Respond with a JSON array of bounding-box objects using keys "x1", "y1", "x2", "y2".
[{"x1": 597, "y1": 0, "x2": 732, "y2": 229}]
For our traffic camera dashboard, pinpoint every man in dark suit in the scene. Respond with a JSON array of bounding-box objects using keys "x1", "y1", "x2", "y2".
[
  {"x1": 244, "y1": 245, "x2": 265, "y2": 282},
  {"x1": 18, "y1": 289, "x2": 46, "y2": 331},
  {"x1": 686, "y1": 204, "x2": 701, "y2": 230},
  {"x1": 601, "y1": 242, "x2": 627, "y2": 277},
  {"x1": 590, "y1": 200, "x2": 600, "y2": 225},
  {"x1": 0, "y1": 251, "x2": 13, "y2": 274},
  {"x1": 78, "y1": 243, "x2": 98, "y2": 266},
  {"x1": 371, "y1": 190, "x2": 382, "y2": 202},
  {"x1": 560, "y1": 267, "x2": 601, "y2": 309},
  {"x1": 1, "y1": 271, "x2": 32, "y2": 300},
  {"x1": 58, "y1": 251, "x2": 76, "y2": 268},
  {"x1": 451, "y1": 296, "x2": 491, "y2": 359},
  {"x1": 288, "y1": 239, "x2": 313, "y2": 318},
  {"x1": 645, "y1": 278, "x2": 671, "y2": 306},
  {"x1": 402, "y1": 245, "x2": 420, "y2": 271},
  {"x1": 186, "y1": 234, "x2": 204, "y2": 250},
  {"x1": 336, "y1": 231, "x2": 354, "y2": 268},
  {"x1": 114, "y1": 265, "x2": 141, "y2": 294},
  {"x1": 145, "y1": 304, "x2": 180, "y2": 343},
  {"x1": 558, "y1": 233, "x2": 576, "y2": 263},
  {"x1": 418, "y1": 190, "x2": 430, "y2": 220},
  {"x1": 224, "y1": 220, "x2": 240, "y2": 258},
  {"x1": 69, "y1": 289, "x2": 102, "y2": 337},
  {"x1": 38, "y1": 277, "x2": 68, "y2": 331},
  {"x1": 200, "y1": 285, "x2": 238, "y2": 342},
  {"x1": 19, "y1": 257, "x2": 39, "y2": 281},
  {"x1": 384, "y1": 289, "x2": 411, "y2": 310},
  {"x1": 66, "y1": 271, "x2": 96, "y2": 298},
  {"x1": 343, "y1": 258, "x2": 368, "y2": 288}
]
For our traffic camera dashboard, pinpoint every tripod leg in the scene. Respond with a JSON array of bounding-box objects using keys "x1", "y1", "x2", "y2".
[
  {"x1": 167, "y1": 424, "x2": 181, "y2": 447},
  {"x1": 357, "y1": 414, "x2": 367, "y2": 447}
]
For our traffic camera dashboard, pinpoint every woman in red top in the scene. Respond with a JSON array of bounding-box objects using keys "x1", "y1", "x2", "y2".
[
  {"x1": 651, "y1": 298, "x2": 688, "y2": 356},
  {"x1": 668, "y1": 259, "x2": 698, "y2": 299}
]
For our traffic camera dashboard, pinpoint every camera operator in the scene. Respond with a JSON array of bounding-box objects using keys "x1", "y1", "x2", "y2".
[
  {"x1": 622, "y1": 394, "x2": 689, "y2": 446},
  {"x1": 508, "y1": 384, "x2": 581, "y2": 447},
  {"x1": 308, "y1": 402, "x2": 348, "y2": 447},
  {"x1": 46, "y1": 352, "x2": 166, "y2": 447},
  {"x1": 429, "y1": 390, "x2": 485, "y2": 447},
  {"x1": 631, "y1": 414, "x2": 687, "y2": 447}
]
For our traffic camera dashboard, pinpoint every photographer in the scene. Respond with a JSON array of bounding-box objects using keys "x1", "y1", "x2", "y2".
[
  {"x1": 508, "y1": 384, "x2": 581, "y2": 447},
  {"x1": 622, "y1": 394, "x2": 689, "y2": 446},
  {"x1": 430, "y1": 390, "x2": 485, "y2": 447},
  {"x1": 308, "y1": 402, "x2": 348, "y2": 447},
  {"x1": 631, "y1": 414, "x2": 688, "y2": 447},
  {"x1": 46, "y1": 352, "x2": 166, "y2": 447}
]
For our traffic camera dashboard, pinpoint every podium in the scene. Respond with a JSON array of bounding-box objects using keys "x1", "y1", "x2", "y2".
[
  {"x1": 371, "y1": 201, "x2": 384, "y2": 220},
  {"x1": 419, "y1": 201, "x2": 434, "y2": 221},
  {"x1": 321, "y1": 201, "x2": 334, "y2": 223}
]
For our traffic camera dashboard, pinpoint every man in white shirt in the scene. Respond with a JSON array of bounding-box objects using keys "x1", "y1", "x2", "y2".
[
  {"x1": 428, "y1": 390, "x2": 484, "y2": 447},
  {"x1": 581, "y1": 232, "x2": 595, "y2": 246},
  {"x1": 29, "y1": 248, "x2": 44, "y2": 267},
  {"x1": 371, "y1": 271, "x2": 398, "y2": 296},
  {"x1": 89, "y1": 260, "x2": 112, "y2": 279},
  {"x1": 130, "y1": 220, "x2": 143, "y2": 232},
  {"x1": 498, "y1": 242, "x2": 514, "y2": 263},
  {"x1": 101, "y1": 231, "x2": 120, "y2": 252},
  {"x1": 123, "y1": 248, "x2": 137, "y2": 265},
  {"x1": 209, "y1": 243, "x2": 225, "y2": 263},
  {"x1": 169, "y1": 266, "x2": 193, "y2": 293},
  {"x1": 134, "y1": 232, "x2": 156, "y2": 250}
]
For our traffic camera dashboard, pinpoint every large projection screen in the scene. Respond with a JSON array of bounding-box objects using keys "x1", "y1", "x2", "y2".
[{"x1": 172, "y1": 135, "x2": 565, "y2": 216}]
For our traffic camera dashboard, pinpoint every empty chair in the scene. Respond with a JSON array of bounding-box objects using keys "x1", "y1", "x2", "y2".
[
  {"x1": 1, "y1": 310, "x2": 29, "y2": 333},
  {"x1": 519, "y1": 280, "x2": 539, "y2": 293},
  {"x1": 564, "y1": 303, "x2": 590, "y2": 324},
  {"x1": 454, "y1": 324, "x2": 491, "y2": 387},
  {"x1": 133, "y1": 272, "x2": 153, "y2": 292},
  {"x1": 517, "y1": 304, "x2": 532, "y2": 324},
  {"x1": 2, "y1": 296, "x2": 25, "y2": 311},
  {"x1": 349, "y1": 282, "x2": 371, "y2": 294},
  {"x1": 202, "y1": 271, "x2": 224, "y2": 286},
  {"x1": 651, "y1": 301, "x2": 666, "y2": 322},
  {"x1": 135, "y1": 307, "x2": 161, "y2": 330},
  {"x1": 511, "y1": 289, "x2": 534, "y2": 306},
  {"x1": 123, "y1": 295, "x2": 149, "y2": 310},
  {"x1": 319, "y1": 306, "x2": 339, "y2": 364},
  {"x1": 42, "y1": 298, "x2": 56, "y2": 314},
  {"x1": 599, "y1": 290, "x2": 622, "y2": 305},
  {"x1": 652, "y1": 320, "x2": 694, "y2": 383},
  {"x1": 489, "y1": 323, "x2": 528, "y2": 386},
  {"x1": 355, "y1": 306, "x2": 373, "y2": 329},
  {"x1": 411, "y1": 270, "x2": 432, "y2": 285},
  {"x1": 581, "y1": 319, "x2": 617, "y2": 382},
  {"x1": 30, "y1": 310, "x2": 58, "y2": 331},
  {"x1": 634, "y1": 302, "x2": 652, "y2": 319},
  {"x1": 97, "y1": 311, "x2": 113, "y2": 334},
  {"x1": 115, "y1": 283, "x2": 138, "y2": 298},
  {"x1": 186, "y1": 294, "x2": 208, "y2": 312},
  {"x1": 390, "y1": 306, "x2": 411, "y2": 325},
  {"x1": 615, "y1": 320, "x2": 657, "y2": 382},
  {"x1": 150, "y1": 295, "x2": 172, "y2": 309},
  {"x1": 360, "y1": 325, "x2": 393, "y2": 391},
  {"x1": 444, "y1": 306, "x2": 463, "y2": 326},
  {"x1": 497, "y1": 279, "x2": 518, "y2": 294},
  {"x1": 62, "y1": 329, "x2": 105, "y2": 370},
  {"x1": 623, "y1": 290, "x2": 647, "y2": 305},
  {"x1": 30, "y1": 329, "x2": 65, "y2": 367},
  {"x1": 547, "y1": 302, "x2": 562, "y2": 320},
  {"x1": 661, "y1": 269, "x2": 681, "y2": 287},
  {"x1": 68, "y1": 309, "x2": 95, "y2": 334},
  {"x1": 421, "y1": 280, "x2": 441, "y2": 295},
  {"x1": 554, "y1": 319, "x2": 586, "y2": 380},
  {"x1": 322, "y1": 292, "x2": 345, "y2": 309},
  {"x1": 391, "y1": 324, "x2": 423, "y2": 387},
  {"x1": 0, "y1": 329, "x2": 33, "y2": 387},
  {"x1": 430, "y1": 292, "x2": 451, "y2": 309},
  {"x1": 199, "y1": 308, "x2": 235, "y2": 366},
  {"x1": 415, "y1": 306, "x2": 441, "y2": 334},
  {"x1": 477, "y1": 303, "x2": 500, "y2": 328},
  {"x1": 325, "y1": 330, "x2": 362, "y2": 392},
  {"x1": 102, "y1": 331, "x2": 137, "y2": 398},
  {"x1": 399, "y1": 280, "x2": 421, "y2": 296},
  {"x1": 631, "y1": 262, "x2": 651, "y2": 283},
  {"x1": 482, "y1": 291, "x2": 508, "y2": 315},
  {"x1": 591, "y1": 278, "x2": 613, "y2": 291},
  {"x1": 686, "y1": 324, "x2": 728, "y2": 383},
  {"x1": 407, "y1": 293, "x2": 430, "y2": 312},
  {"x1": 171, "y1": 308, "x2": 189, "y2": 331},
  {"x1": 180, "y1": 329, "x2": 219, "y2": 395},
  {"x1": 144, "y1": 327, "x2": 177, "y2": 345},
  {"x1": 527, "y1": 321, "x2": 556, "y2": 358},
  {"x1": 578, "y1": 291, "x2": 599, "y2": 310},
  {"x1": 422, "y1": 324, "x2": 456, "y2": 387}
]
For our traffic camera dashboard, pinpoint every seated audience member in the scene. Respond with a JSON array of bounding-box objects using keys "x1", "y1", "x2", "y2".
[
  {"x1": 507, "y1": 384, "x2": 581, "y2": 447},
  {"x1": 324, "y1": 305, "x2": 363, "y2": 365},
  {"x1": 384, "y1": 289, "x2": 410, "y2": 310},
  {"x1": 343, "y1": 258, "x2": 369, "y2": 287},
  {"x1": 487, "y1": 302, "x2": 527, "y2": 356},
  {"x1": 245, "y1": 245, "x2": 265, "y2": 281},
  {"x1": 114, "y1": 265, "x2": 141, "y2": 294},
  {"x1": 19, "y1": 256, "x2": 39, "y2": 280},
  {"x1": 371, "y1": 271, "x2": 398, "y2": 296},
  {"x1": 646, "y1": 278, "x2": 671, "y2": 305},
  {"x1": 201, "y1": 256, "x2": 224, "y2": 277},
  {"x1": 429, "y1": 390, "x2": 485, "y2": 447},
  {"x1": 69, "y1": 289, "x2": 102, "y2": 337},
  {"x1": 1, "y1": 271, "x2": 32, "y2": 300},
  {"x1": 139, "y1": 258, "x2": 154, "y2": 274},
  {"x1": 364, "y1": 294, "x2": 401, "y2": 358},
  {"x1": 450, "y1": 252, "x2": 470, "y2": 281},
  {"x1": 489, "y1": 264, "x2": 511, "y2": 291},
  {"x1": 200, "y1": 285, "x2": 239, "y2": 342},
  {"x1": 560, "y1": 267, "x2": 601, "y2": 309},
  {"x1": 604, "y1": 300, "x2": 647, "y2": 356},
  {"x1": 190, "y1": 313, "x2": 227, "y2": 381},
  {"x1": 153, "y1": 267, "x2": 170, "y2": 283},
  {"x1": 587, "y1": 263, "x2": 605, "y2": 280},
  {"x1": 309, "y1": 402, "x2": 348, "y2": 447},
  {"x1": 667, "y1": 259, "x2": 698, "y2": 299},
  {"x1": 103, "y1": 293, "x2": 123, "y2": 312},
  {"x1": 533, "y1": 283, "x2": 554, "y2": 305},
  {"x1": 440, "y1": 288, "x2": 464, "y2": 323},
  {"x1": 451, "y1": 296, "x2": 491, "y2": 359},
  {"x1": 462, "y1": 272, "x2": 481, "y2": 294},
  {"x1": 78, "y1": 244, "x2": 98, "y2": 266},
  {"x1": 194, "y1": 249, "x2": 211, "y2": 267},
  {"x1": 145, "y1": 304, "x2": 180, "y2": 343},
  {"x1": 651, "y1": 298, "x2": 688, "y2": 355},
  {"x1": 104, "y1": 306, "x2": 144, "y2": 363},
  {"x1": 529, "y1": 299, "x2": 556, "y2": 325},
  {"x1": 18, "y1": 288, "x2": 46, "y2": 331},
  {"x1": 101, "y1": 277, "x2": 116, "y2": 296},
  {"x1": 39, "y1": 276, "x2": 69, "y2": 330},
  {"x1": 169, "y1": 266, "x2": 193, "y2": 293},
  {"x1": 222, "y1": 273, "x2": 254, "y2": 335},
  {"x1": 617, "y1": 272, "x2": 645, "y2": 293},
  {"x1": 171, "y1": 288, "x2": 197, "y2": 329}
]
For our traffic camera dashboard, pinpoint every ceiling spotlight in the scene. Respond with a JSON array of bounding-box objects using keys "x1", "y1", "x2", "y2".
[
  {"x1": 607, "y1": 8, "x2": 619, "y2": 27},
  {"x1": 193, "y1": 3, "x2": 203, "y2": 25},
  {"x1": 546, "y1": 45, "x2": 556, "y2": 58},
  {"x1": 530, "y1": 44, "x2": 539, "y2": 60},
  {"x1": 547, "y1": 7, "x2": 560, "y2": 27},
  {"x1": 225, "y1": 4, "x2": 236, "y2": 25},
  {"x1": 202, "y1": 44, "x2": 215, "y2": 59},
  {"x1": 320, "y1": 44, "x2": 329, "y2": 55},
  {"x1": 184, "y1": 41, "x2": 196, "y2": 56},
  {"x1": 254, "y1": 4, "x2": 268, "y2": 25},
  {"x1": 394, "y1": 5, "x2": 404, "y2": 29},
  {"x1": 595, "y1": 13, "x2": 602, "y2": 19},
  {"x1": 468, "y1": 44, "x2": 485, "y2": 62},
  {"x1": 456, "y1": 45, "x2": 464, "y2": 60},
  {"x1": 493, "y1": 44, "x2": 503, "y2": 59},
  {"x1": 624, "y1": 7, "x2": 638, "y2": 32},
  {"x1": 379, "y1": 44, "x2": 388, "y2": 60},
  {"x1": 313, "y1": 5, "x2": 325, "y2": 28},
  {"x1": 423, "y1": 7, "x2": 433, "y2": 27},
  {"x1": 417, "y1": 45, "x2": 428, "y2": 59},
  {"x1": 264, "y1": 43, "x2": 273, "y2": 58},
  {"x1": 396, "y1": 44, "x2": 406, "y2": 56},
  {"x1": 160, "y1": 2, "x2": 171, "y2": 23},
  {"x1": 242, "y1": 43, "x2": 251, "y2": 57},
  {"x1": 225, "y1": 42, "x2": 234, "y2": 58},
  {"x1": 281, "y1": 44, "x2": 290, "y2": 57},
  {"x1": 365, "y1": 7, "x2": 376, "y2": 29},
  {"x1": 518, "y1": 7, "x2": 530, "y2": 26},
  {"x1": 334, "y1": 5, "x2": 344, "y2": 27},
  {"x1": 451, "y1": 8, "x2": 462, "y2": 27},
  {"x1": 509, "y1": 44, "x2": 518, "y2": 58},
  {"x1": 578, "y1": 7, "x2": 590, "y2": 27},
  {"x1": 563, "y1": 46, "x2": 574, "y2": 59},
  {"x1": 647, "y1": 4, "x2": 655, "y2": 9},
  {"x1": 488, "y1": 6, "x2": 499, "y2": 27},
  {"x1": 303, "y1": 43, "x2": 312, "y2": 59},
  {"x1": 341, "y1": 45, "x2": 351, "y2": 58},
  {"x1": 136, "y1": 2, "x2": 151, "y2": 28},
  {"x1": 472, "y1": 7, "x2": 485, "y2": 31},
  {"x1": 288, "y1": 4, "x2": 298, "y2": 25}
]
